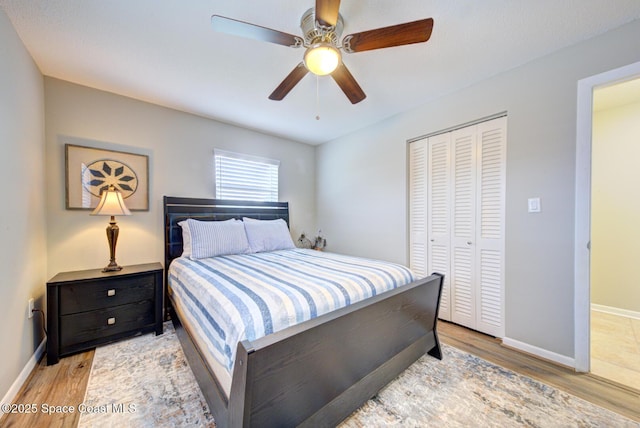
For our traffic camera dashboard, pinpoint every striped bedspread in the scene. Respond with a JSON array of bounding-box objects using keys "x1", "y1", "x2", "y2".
[{"x1": 168, "y1": 248, "x2": 416, "y2": 375}]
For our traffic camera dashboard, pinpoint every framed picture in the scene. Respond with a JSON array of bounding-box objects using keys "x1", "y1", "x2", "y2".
[{"x1": 65, "y1": 144, "x2": 149, "y2": 211}]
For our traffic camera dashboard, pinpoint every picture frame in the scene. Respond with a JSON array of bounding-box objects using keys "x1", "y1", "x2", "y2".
[{"x1": 65, "y1": 144, "x2": 149, "y2": 211}]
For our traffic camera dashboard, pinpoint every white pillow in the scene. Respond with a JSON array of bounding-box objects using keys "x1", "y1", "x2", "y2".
[
  {"x1": 181, "y1": 218, "x2": 250, "y2": 259},
  {"x1": 178, "y1": 219, "x2": 193, "y2": 258},
  {"x1": 242, "y1": 217, "x2": 295, "y2": 253}
]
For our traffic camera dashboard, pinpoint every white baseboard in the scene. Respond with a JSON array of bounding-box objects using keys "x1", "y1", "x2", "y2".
[
  {"x1": 591, "y1": 303, "x2": 640, "y2": 320},
  {"x1": 1, "y1": 338, "x2": 46, "y2": 406},
  {"x1": 502, "y1": 336, "x2": 575, "y2": 369}
]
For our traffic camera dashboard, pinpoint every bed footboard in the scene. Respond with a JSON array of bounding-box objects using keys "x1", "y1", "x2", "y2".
[{"x1": 227, "y1": 273, "x2": 443, "y2": 427}]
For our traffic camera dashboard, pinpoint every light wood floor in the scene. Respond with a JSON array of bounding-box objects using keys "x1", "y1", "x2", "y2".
[
  {"x1": 1, "y1": 350, "x2": 93, "y2": 428},
  {"x1": 2, "y1": 321, "x2": 639, "y2": 427},
  {"x1": 591, "y1": 310, "x2": 640, "y2": 390}
]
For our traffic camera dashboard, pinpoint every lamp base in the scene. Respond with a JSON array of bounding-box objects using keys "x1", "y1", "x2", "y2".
[
  {"x1": 103, "y1": 216, "x2": 123, "y2": 272},
  {"x1": 102, "y1": 262, "x2": 123, "y2": 272}
]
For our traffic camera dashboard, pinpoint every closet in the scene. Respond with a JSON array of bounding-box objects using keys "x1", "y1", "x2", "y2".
[{"x1": 409, "y1": 116, "x2": 506, "y2": 337}]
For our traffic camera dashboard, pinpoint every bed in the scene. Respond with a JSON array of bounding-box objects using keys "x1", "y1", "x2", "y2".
[{"x1": 163, "y1": 196, "x2": 443, "y2": 427}]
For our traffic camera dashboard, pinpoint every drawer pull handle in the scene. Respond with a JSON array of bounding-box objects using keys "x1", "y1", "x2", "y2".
[
  {"x1": 107, "y1": 317, "x2": 116, "y2": 325},
  {"x1": 107, "y1": 289, "x2": 116, "y2": 297}
]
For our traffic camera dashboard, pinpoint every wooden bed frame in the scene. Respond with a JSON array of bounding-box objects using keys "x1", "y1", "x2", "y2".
[{"x1": 163, "y1": 196, "x2": 444, "y2": 427}]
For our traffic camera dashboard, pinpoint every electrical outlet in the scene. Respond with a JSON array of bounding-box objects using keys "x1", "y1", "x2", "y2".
[{"x1": 28, "y1": 298, "x2": 34, "y2": 319}]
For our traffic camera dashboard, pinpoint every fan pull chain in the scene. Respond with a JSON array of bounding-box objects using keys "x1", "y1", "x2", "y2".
[{"x1": 315, "y1": 75, "x2": 320, "y2": 120}]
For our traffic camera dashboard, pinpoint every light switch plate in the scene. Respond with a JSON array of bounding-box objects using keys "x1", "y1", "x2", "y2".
[{"x1": 528, "y1": 197, "x2": 541, "y2": 213}]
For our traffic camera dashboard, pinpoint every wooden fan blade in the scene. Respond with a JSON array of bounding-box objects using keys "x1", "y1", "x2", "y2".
[
  {"x1": 211, "y1": 15, "x2": 302, "y2": 47},
  {"x1": 269, "y1": 63, "x2": 309, "y2": 101},
  {"x1": 315, "y1": 0, "x2": 341, "y2": 27},
  {"x1": 331, "y1": 63, "x2": 366, "y2": 104},
  {"x1": 343, "y1": 18, "x2": 434, "y2": 53}
]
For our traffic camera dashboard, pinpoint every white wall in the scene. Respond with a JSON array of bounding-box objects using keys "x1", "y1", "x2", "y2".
[
  {"x1": 317, "y1": 19, "x2": 640, "y2": 360},
  {"x1": 44, "y1": 78, "x2": 316, "y2": 278},
  {"x1": 591, "y1": 99, "x2": 640, "y2": 313},
  {"x1": 0, "y1": 9, "x2": 46, "y2": 403},
  {"x1": 317, "y1": 121, "x2": 409, "y2": 263}
]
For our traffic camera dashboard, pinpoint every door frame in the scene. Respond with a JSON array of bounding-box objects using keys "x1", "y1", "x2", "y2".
[{"x1": 574, "y1": 60, "x2": 640, "y2": 372}]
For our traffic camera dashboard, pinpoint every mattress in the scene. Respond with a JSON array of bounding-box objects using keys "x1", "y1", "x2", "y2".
[{"x1": 168, "y1": 248, "x2": 416, "y2": 395}]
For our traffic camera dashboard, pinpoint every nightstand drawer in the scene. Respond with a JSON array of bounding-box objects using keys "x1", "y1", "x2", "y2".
[
  {"x1": 59, "y1": 275, "x2": 155, "y2": 315},
  {"x1": 60, "y1": 300, "x2": 155, "y2": 348}
]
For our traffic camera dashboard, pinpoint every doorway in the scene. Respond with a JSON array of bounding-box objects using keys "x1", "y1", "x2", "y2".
[
  {"x1": 575, "y1": 61, "x2": 640, "y2": 381},
  {"x1": 589, "y1": 78, "x2": 640, "y2": 389}
]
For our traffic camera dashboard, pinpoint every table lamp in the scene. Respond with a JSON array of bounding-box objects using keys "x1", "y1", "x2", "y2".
[{"x1": 91, "y1": 185, "x2": 131, "y2": 272}]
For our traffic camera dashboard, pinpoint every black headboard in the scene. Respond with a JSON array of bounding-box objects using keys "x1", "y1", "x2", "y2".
[{"x1": 163, "y1": 196, "x2": 290, "y2": 271}]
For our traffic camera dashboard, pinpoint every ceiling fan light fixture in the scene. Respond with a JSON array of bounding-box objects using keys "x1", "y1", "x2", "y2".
[{"x1": 304, "y1": 42, "x2": 341, "y2": 76}]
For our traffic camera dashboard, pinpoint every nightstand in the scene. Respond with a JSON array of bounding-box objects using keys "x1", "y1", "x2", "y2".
[{"x1": 46, "y1": 262, "x2": 163, "y2": 365}]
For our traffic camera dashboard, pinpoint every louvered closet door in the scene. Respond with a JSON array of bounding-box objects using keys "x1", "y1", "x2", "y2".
[
  {"x1": 409, "y1": 138, "x2": 428, "y2": 277},
  {"x1": 450, "y1": 126, "x2": 477, "y2": 329},
  {"x1": 474, "y1": 117, "x2": 506, "y2": 337},
  {"x1": 427, "y1": 133, "x2": 451, "y2": 320},
  {"x1": 409, "y1": 116, "x2": 505, "y2": 336}
]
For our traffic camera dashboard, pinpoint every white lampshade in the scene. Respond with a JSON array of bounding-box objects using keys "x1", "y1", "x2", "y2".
[
  {"x1": 304, "y1": 43, "x2": 341, "y2": 76},
  {"x1": 91, "y1": 185, "x2": 131, "y2": 216}
]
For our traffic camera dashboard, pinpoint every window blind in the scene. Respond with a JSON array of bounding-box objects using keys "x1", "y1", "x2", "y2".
[{"x1": 214, "y1": 149, "x2": 279, "y2": 202}]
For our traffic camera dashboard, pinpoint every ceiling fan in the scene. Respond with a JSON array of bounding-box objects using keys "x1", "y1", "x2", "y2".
[{"x1": 211, "y1": 0, "x2": 434, "y2": 104}]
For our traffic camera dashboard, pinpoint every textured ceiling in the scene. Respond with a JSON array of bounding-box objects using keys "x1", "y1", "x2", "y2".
[{"x1": 2, "y1": 0, "x2": 640, "y2": 144}]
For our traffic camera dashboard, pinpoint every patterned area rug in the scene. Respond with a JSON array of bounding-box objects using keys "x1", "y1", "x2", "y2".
[
  {"x1": 78, "y1": 322, "x2": 214, "y2": 427},
  {"x1": 79, "y1": 322, "x2": 638, "y2": 427}
]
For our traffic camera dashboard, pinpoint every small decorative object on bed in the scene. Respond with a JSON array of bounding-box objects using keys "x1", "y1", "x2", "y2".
[
  {"x1": 297, "y1": 232, "x2": 313, "y2": 249},
  {"x1": 297, "y1": 230, "x2": 326, "y2": 250},
  {"x1": 313, "y1": 229, "x2": 326, "y2": 251},
  {"x1": 164, "y1": 197, "x2": 443, "y2": 427}
]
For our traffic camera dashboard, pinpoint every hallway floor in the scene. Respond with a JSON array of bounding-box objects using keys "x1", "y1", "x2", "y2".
[{"x1": 591, "y1": 310, "x2": 640, "y2": 391}]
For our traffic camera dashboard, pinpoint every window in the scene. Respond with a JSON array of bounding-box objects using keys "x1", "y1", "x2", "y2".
[{"x1": 214, "y1": 149, "x2": 279, "y2": 201}]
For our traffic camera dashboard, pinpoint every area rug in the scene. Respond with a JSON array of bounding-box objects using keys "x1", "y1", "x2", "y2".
[
  {"x1": 78, "y1": 322, "x2": 214, "y2": 427},
  {"x1": 79, "y1": 322, "x2": 638, "y2": 427}
]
